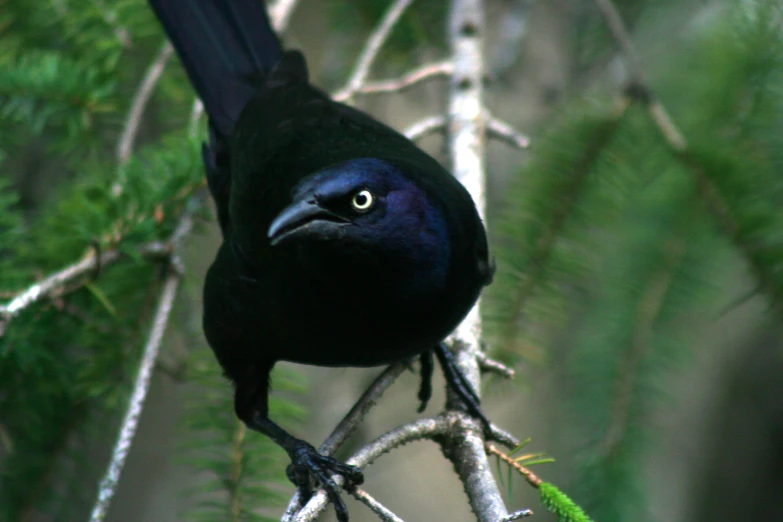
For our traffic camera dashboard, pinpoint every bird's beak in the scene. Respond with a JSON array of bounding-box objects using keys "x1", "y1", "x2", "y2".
[{"x1": 267, "y1": 199, "x2": 349, "y2": 246}]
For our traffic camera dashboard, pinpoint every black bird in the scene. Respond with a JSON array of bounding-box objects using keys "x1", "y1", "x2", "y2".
[{"x1": 148, "y1": 0, "x2": 494, "y2": 520}]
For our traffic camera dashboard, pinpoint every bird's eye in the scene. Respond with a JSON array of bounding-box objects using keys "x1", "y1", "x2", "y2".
[{"x1": 351, "y1": 189, "x2": 374, "y2": 212}]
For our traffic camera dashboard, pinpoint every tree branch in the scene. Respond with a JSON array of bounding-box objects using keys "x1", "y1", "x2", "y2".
[
  {"x1": 334, "y1": 61, "x2": 453, "y2": 102},
  {"x1": 86, "y1": 202, "x2": 194, "y2": 522},
  {"x1": 116, "y1": 42, "x2": 173, "y2": 167},
  {"x1": 283, "y1": 417, "x2": 452, "y2": 522},
  {"x1": 337, "y1": 0, "x2": 415, "y2": 104},
  {"x1": 444, "y1": 1, "x2": 512, "y2": 519},
  {"x1": 351, "y1": 488, "x2": 406, "y2": 522},
  {"x1": 0, "y1": 241, "x2": 172, "y2": 337},
  {"x1": 87, "y1": 272, "x2": 180, "y2": 522},
  {"x1": 487, "y1": 114, "x2": 530, "y2": 150},
  {"x1": 403, "y1": 115, "x2": 447, "y2": 141}
]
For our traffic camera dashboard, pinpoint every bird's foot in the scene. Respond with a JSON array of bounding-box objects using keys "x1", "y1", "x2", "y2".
[
  {"x1": 417, "y1": 351, "x2": 434, "y2": 413},
  {"x1": 434, "y1": 342, "x2": 493, "y2": 435},
  {"x1": 286, "y1": 441, "x2": 363, "y2": 522}
]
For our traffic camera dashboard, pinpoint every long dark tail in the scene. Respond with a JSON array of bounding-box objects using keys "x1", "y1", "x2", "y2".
[{"x1": 148, "y1": 0, "x2": 283, "y2": 136}]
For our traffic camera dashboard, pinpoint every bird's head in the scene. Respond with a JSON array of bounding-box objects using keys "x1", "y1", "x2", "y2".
[{"x1": 267, "y1": 158, "x2": 451, "y2": 289}]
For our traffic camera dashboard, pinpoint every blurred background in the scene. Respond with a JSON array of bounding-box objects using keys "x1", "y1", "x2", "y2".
[{"x1": 2, "y1": 0, "x2": 783, "y2": 521}]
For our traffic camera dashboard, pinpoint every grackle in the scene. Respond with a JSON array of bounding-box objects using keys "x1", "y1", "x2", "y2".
[{"x1": 148, "y1": 0, "x2": 495, "y2": 520}]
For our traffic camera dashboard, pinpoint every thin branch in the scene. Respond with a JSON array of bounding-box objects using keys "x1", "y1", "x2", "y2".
[
  {"x1": 87, "y1": 205, "x2": 195, "y2": 522},
  {"x1": 403, "y1": 115, "x2": 447, "y2": 141},
  {"x1": 116, "y1": 42, "x2": 174, "y2": 166},
  {"x1": 500, "y1": 510, "x2": 535, "y2": 521},
  {"x1": 284, "y1": 416, "x2": 452, "y2": 522},
  {"x1": 338, "y1": 0, "x2": 415, "y2": 104},
  {"x1": 0, "y1": 238, "x2": 173, "y2": 337},
  {"x1": 282, "y1": 363, "x2": 408, "y2": 517},
  {"x1": 487, "y1": 114, "x2": 530, "y2": 150},
  {"x1": 334, "y1": 61, "x2": 453, "y2": 101},
  {"x1": 591, "y1": 0, "x2": 685, "y2": 150},
  {"x1": 476, "y1": 352, "x2": 515, "y2": 379},
  {"x1": 351, "y1": 488, "x2": 406, "y2": 522},
  {"x1": 0, "y1": 250, "x2": 117, "y2": 336},
  {"x1": 269, "y1": 0, "x2": 300, "y2": 32},
  {"x1": 486, "y1": 443, "x2": 542, "y2": 489},
  {"x1": 88, "y1": 272, "x2": 180, "y2": 522},
  {"x1": 319, "y1": 363, "x2": 408, "y2": 456},
  {"x1": 189, "y1": 98, "x2": 204, "y2": 135}
]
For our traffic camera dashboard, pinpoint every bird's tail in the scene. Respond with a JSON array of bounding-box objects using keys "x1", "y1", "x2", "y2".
[{"x1": 148, "y1": 0, "x2": 283, "y2": 135}]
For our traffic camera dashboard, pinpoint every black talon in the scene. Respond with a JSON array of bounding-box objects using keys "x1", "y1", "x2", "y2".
[
  {"x1": 417, "y1": 351, "x2": 434, "y2": 413},
  {"x1": 286, "y1": 441, "x2": 363, "y2": 522},
  {"x1": 434, "y1": 342, "x2": 492, "y2": 433}
]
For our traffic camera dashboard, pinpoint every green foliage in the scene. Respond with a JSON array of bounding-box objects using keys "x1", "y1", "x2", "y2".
[
  {"x1": 539, "y1": 482, "x2": 594, "y2": 522},
  {"x1": 489, "y1": 1, "x2": 783, "y2": 521},
  {"x1": 0, "y1": 50, "x2": 115, "y2": 146},
  {"x1": 181, "y1": 351, "x2": 307, "y2": 522},
  {"x1": 0, "y1": 0, "x2": 309, "y2": 517}
]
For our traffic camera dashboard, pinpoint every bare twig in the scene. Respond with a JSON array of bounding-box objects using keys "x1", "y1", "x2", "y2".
[
  {"x1": 403, "y1": 115, "x2": 447, "y2": 141},
  {"x1": 189, "y1": 99, "x2": 204, "y2": 135},
  {"x1": 591, "y1": 0, "x2": 686, "y2": 150},
  {"x1": 0, "y1": 237, "x2": 177, "y2": 337},
  {"x1": 282, "y1": 363, "x2": 408, "y2": 517},
  {"x1": 338, "y1": 0, "x2": 415, "y2": 104},
  {"x1": 284, "y1": 416, "x2": 452, "y2": 522},
  {"x1": 0, "y1": 250, "x2": 117, "y2": 336},
  {"x1": 486, "y1": 443, "x2": 542, "y2": 488},
  {"x1": 87, "y1": 205, "x2": 195, "y2": 522},
  {"x1": 351, "y1": 488, "x2": 406, "y2": 522},
  {"x1": 88, "y1": 272, "x2": 180, "y2": 522},
  {"x1": 320, "y1": 363, "x2": 408, "y2": 456},
  {"x1": 476, "y1": 352, "x2": 515, "y2": 379},
  {"x1": 487, "y1": 115, "x2": 530, "y2": 150},
  {"x1": 334, "y1": 61, "x2": 453, "y2": 101},
  {"x1": 116, "y1": 42, "x2": 174, "y2": 166},
  {"x1": 269, "y1": 0, "x2": 300, "y2": 31},
  {"x1": 500, "y1": 510, "x2": 535, "y2": 521}
]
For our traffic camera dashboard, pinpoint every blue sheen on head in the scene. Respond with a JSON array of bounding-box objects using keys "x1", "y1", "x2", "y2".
[{"x1": 292, "y1": 158, "x2": 452, "y2": 295}]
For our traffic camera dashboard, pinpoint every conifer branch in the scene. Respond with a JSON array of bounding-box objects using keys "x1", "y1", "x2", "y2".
[
  {"x1": 0, "y1": 242, "x2": 172, "y2": 337},
  {"x1": 338, "y1": 0, "x2": 415, "y2": 104},
  {"x1": 486, "y1": 443, "x2": 542, "y2": 488},
  {"x1": 501, "y1": 103, "x2": 630, "y2": 352},
  {"x1": 90, "y1": 0, "x2": 132, "y2": 48},
  {"x1": 603, "y1": 235, "x2": 686, "y2": 455},
  {"x1": 592, "y1": 0, "x2": 780, "y2": 305}
]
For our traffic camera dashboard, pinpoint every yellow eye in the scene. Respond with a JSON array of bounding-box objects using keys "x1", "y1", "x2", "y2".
[{"x1": 351, "y1": 189, "x2": 374, "y2": 212}]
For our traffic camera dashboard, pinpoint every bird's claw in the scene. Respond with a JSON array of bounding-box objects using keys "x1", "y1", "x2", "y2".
[{"x1": 286, "y1": 442, "x2": 363, "y2": 522}]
